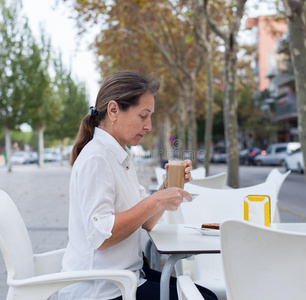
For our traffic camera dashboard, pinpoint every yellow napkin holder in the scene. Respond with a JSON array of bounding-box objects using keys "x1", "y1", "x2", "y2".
[{"x1": 244, "y1": 195, "x2": 271, "y2": 227}]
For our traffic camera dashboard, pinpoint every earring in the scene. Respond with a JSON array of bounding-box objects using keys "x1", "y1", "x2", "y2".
[{"x1": 112, "y1": 122, "x2": 114, "y2": 125}]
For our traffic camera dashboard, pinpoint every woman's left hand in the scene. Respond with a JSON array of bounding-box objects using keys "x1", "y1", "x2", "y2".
[
  {"x1": 184, "y1": 159, "x2": 193, "y2": 183},
  {"x1": 163, "y1": 159, "x2": 193, "y2": 189}
]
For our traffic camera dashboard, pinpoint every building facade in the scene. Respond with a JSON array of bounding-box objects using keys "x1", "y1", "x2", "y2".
[{"x1": 246, "y1": 16, "x2": 298, "y2": 143}]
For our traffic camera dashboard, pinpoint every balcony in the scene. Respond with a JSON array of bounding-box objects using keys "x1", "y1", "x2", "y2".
[{"x1": 275, "y1": 102, "x2": 298, "y2": 121}]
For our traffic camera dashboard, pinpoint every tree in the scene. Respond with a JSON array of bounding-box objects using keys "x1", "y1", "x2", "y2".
[
  {"x1": 204, "y1": 0, "x2": 247, "y2": 188},
  {"x1": 23, "y1": 31, "x2": 60, "y2": 167},
  {"x1": 0, "y1": 0, "x2": 32, "y2": 171},
  {"x1": 282, "y1": 0, "x2": 306, "y2": 180},
  {"x1": 61, "y1": 0, "x2": 207, "y2": 167},
  {"x1": 45, "y1": 55, "x2": 89, "y2": 154},
  {"x1": 179, "y1": 0, "x2": 217, "y2": 175}
]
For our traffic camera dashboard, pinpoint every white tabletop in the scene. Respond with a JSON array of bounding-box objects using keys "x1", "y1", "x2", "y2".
[
  {"x1": 148, "y1": 224, "x2": 220, "y2": 254},
  {"x1": 148, "y1": 223, "x2": 306, "y2": 255},
  {"x1": 270, "y1": 223, "x2": 306, "y2": 233}
]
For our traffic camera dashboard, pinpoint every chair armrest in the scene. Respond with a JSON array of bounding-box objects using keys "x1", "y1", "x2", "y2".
[
  {"x1": 8, "y1": 269, "x2": 137, "y2": 300},
  {"x1": 33, "y1": 248, "x2": 66, "y2": 276},
  {"x1": 177, "y1": 275, "x2": 204, "y2": 300}
]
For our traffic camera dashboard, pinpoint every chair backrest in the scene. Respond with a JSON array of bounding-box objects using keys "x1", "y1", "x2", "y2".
[
  {"x1": 161, "y1": 181, "x2": 277, "y2": 225},
  {"x1": 0, "y1": 190, "x2": 35, "y2": 279},
  {"x1": 155, "y1": 167, "x2": 167, "y2": 187},
  {"x1": 181, "y1": 181, "x2": 277, "y2": 224},
  {"x1": 155, "y1": 166, "x2": 206, "y2": 188},
  {"x1": 221, "y1": 220, "x2": 306, "y2": 300},
  {"x1": 191, "y1": 172, "x2": 227, "y2": 189},
  {"x1": 190, "y1": 167, "x2": 206, "y2": 179},
  {"x1": 265, "y1": 168, "x2": 291, "y2": 195}
]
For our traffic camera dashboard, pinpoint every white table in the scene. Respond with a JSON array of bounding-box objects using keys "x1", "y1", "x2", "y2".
[
  {"x1": 270, "y1": 223, "x2": 306, "y2": 232},
  {"x1": 147, "y1": 223, "x2": 306, "y2": 300},
  {"x1": 147, "y1": 224, "x2": 220, "y2": 300}
]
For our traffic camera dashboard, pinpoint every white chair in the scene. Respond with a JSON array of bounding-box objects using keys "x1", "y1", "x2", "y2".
[
  {"x1": 182, "y1": 181, "x2": 277, "y2": 224},
  {"x1": 0, "y1": 189, "x2": 137, "y2": 300},
  {"x1": 174, "y1": 181, "x2": 277, "y2": 300},
  {"x1": 191, "y1": 172, "x2": 227, "y2": 189},
  {"x1": 177, "y1": 275, "x2": 205, "y2": 300},
  {"x1": 221, "y1": 220, "x2": 306, "y2": 300},
  {"x1": 155, "y1": 167, "x2": 167, "y2": 187},
  {"x1": 265, "y1": 168, "x2": 291, "y2": 196},
  {"x1": 155, "y1": 166, "x2": 206, "y2": 188},
  {"x1": 265, "y1": 168, "x2": 290, "y2": 222},
  {"x1": 190, "y1": 167, "x2": 206, "y2": 179}
]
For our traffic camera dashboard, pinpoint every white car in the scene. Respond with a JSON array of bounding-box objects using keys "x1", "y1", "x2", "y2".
[
  {"x1": 11, "y1": 151, "x2": 29, "y2": 164},
  {"x1": 254, "y1": 142, "x2": 300, "y2": 166},
  {"x1": 285, "y1": 147, "x2": 304, "y2": 173}
]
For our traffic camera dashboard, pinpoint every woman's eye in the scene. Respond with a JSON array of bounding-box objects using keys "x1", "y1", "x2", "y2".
[{"x1": 140, "y1": 115, "x2": 147, "y2": 119}]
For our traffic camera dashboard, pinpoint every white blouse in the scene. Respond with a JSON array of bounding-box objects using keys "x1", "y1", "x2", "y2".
[{"x1": 59, "y1": 127, "x2": 147, "y2": 300}]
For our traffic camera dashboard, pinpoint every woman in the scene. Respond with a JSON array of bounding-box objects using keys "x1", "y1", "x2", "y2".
[{"x1": 59, "y1": 71, "x2": 217, "y2": 300}]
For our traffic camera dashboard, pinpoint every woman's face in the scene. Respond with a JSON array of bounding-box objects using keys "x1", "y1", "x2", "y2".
[{"x1": 113, "y1": 92, "x2": 155, "y2": 148}]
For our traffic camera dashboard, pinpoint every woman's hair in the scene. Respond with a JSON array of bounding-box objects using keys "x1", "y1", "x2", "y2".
[{"x1": 70, "y1": 71, "x2": 160, "y2": 166}]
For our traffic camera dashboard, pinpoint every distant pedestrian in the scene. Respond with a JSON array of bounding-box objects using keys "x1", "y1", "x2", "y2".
[{"x1": 59, "y1": 71, "x2": 217, "y2": 300}]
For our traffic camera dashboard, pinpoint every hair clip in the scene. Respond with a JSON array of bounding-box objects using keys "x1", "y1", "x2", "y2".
[{"x1": 89, "y1": 106, "x2": 97, "y2": 116}]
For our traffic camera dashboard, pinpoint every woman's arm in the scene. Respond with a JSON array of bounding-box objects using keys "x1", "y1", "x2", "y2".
[{"x1": 98, "y1": 187, "x2": 191, "y2": 250}]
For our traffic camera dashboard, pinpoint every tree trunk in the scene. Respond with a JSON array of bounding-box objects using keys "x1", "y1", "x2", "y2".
[
  {"x1": 177, "y1": 87, "x2": 185, "y2": 160},
  {"x1": 283, "y1": 0, "x2": 306, "y2": 181},
  {"x1": 185, "y1": 76, "x2": 198, "y2": 168},
  {"x1": 204, "y1": 0, "x2": 246, "y2": 187},
  {"x1": 204, "y1": 46, "x2": 214, "y2": 176},
  {"x1": 157, "y1": 113, "x2": 171, "y2": 167},
  {"x1": 163, "y1": 112, "x2": 171, "y2": 160},
  {"x1": 38, "y1": 125, "x2": 44, "y2": 167},
  {"x1": 5, "y1": 127, "x2": 12, "y2": 173},
  {"x1": 224, "y1": 39, "x2": 240, "y2": 188},
  {"x1": 60, "y1": 138, "x2": 65, "y2": 165}
]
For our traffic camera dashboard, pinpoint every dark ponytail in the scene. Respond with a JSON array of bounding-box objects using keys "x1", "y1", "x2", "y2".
[{"x1": 70, "y1": 71, "x2": 160, "y2": 166}]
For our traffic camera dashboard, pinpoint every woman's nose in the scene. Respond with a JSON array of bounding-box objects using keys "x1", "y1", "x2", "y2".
[{"x1": 144, "y1": 118, "x2": 152, "y2": 131}]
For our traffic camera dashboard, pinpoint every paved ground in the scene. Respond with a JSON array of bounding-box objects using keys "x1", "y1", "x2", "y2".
[{"x1": 0, "y1": 159, "x2": 304, "y2": 299}]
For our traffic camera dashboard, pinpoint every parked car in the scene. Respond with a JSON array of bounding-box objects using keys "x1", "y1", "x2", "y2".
[
  {"x1": 44, "y1": 149, "x2": 56, "y2": 162},
  {"x1": 28, "y1": 152, "x2": 38, "y2": 164},
  {"x1": 11, "y1": 151, "x2": 29, "y2": 164},
  {"x1": 254, "y1": 142, "x2": 301, "y2": 166},
  {"x1": 285, "y1": 147, "x2": 304, "y2": 173},
  {"x1": 211, "y1": 146, "x2": 227, "y2": 163},
  {"x1": 239, "y1": 147, "x2": 262, "y2": 165}
]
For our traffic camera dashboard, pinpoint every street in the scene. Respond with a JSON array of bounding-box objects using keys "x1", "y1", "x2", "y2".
[{"x1": 0, "y1": 160, "x2": 306, "y2": 298}]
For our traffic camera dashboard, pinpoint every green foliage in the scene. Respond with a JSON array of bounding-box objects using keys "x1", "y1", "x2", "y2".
[
  {"x1": 22, "y1": 32, "x2": 59, "y2": 129},
  {"x1": 0, "y1": 0, "x2": 89, "y2": 152},
  {"x1": 0, "y1": 0, "x2": 32, "y2": 129},
  {"x1": 45, "y1": 55, "x2": 89, "y2": 141}
]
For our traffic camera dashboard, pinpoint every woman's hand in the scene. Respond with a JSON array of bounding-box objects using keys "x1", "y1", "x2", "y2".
[
  {"x1": 183, "y1": 159, "x2": 193, "y2": 184},
  {"x1": 154, "y1": 187, "x2": 192, "y2": 211},
  {"x1": 163, "y1": 159, "x2": 193, "y2": 188}
]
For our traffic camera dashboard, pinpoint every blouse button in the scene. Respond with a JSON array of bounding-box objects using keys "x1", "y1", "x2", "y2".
[
  {"x1": 126, "y1": 166, "x2": 129, "y2": 170},
  {"x1": 93, "y1": 217, "x2": 98, "y2": 221}
]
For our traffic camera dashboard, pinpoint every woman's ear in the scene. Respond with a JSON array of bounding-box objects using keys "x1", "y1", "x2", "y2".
[{"x1": 107, "y1": 101, "x2": 119, "y2": 121}]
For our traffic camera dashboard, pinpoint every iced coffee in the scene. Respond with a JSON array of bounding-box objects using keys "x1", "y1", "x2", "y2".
[{"x1": 168, "y1": 160, "x2": 188, "y2": 189}]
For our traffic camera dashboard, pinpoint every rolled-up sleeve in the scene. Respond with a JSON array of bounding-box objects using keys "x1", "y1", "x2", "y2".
[
  {"x1": 87, "y1": 213, "x2": 115, "y2": 249},
  {"x1": 76, "y1": 155, "x2": 116, "y2": 249}
]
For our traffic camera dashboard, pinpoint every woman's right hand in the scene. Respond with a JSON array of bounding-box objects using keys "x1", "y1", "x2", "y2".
[{"x1": 153, "y1": 187, "x2": 192, "y2": 211}]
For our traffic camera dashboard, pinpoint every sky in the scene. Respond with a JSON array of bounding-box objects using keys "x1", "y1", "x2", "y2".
[{"x1": 22, "y1": 0, "x2": 100, "y2": 106}]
